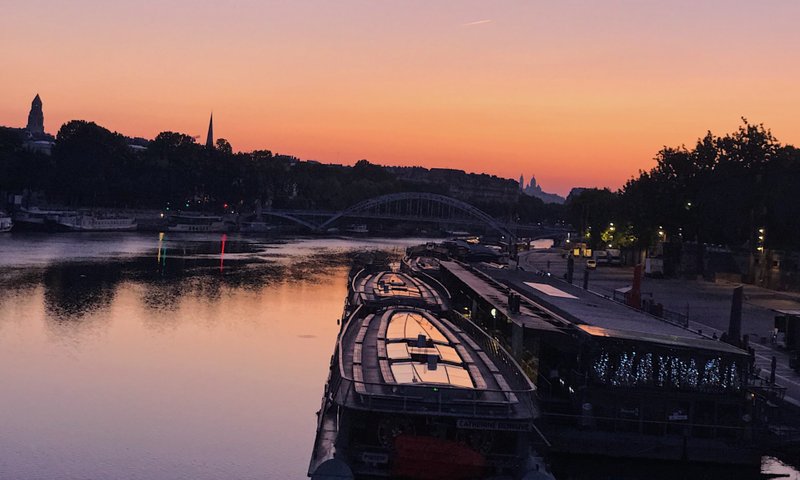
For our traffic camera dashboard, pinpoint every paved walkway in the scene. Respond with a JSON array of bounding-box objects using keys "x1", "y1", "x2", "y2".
[{"x1": 519, "y1": 250, "x2": 800, "y2": 406}]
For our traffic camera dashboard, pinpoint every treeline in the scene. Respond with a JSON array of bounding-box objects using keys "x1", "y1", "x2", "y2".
[
  {"x1": 565, "y1": 120, "x2": 800, "y2": 251},
  {"x1": 0, "y1": 120, "x2": 560, "y2": 224},
  {"x1": 7, "y1": 118, "x2": 793, "y2": 249}
]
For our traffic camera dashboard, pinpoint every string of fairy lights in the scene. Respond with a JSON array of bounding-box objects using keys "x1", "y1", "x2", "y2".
[{"x1": 592, "y1": 350, "x2": 742, "y2": 392}]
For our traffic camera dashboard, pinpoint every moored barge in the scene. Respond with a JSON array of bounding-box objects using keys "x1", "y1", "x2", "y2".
[
  {"x1": 435, "y1": 257, "x2": 773, "y2": 474},
  {"x1": 309, "y1": 267, "x2": 552, "y2": 479}
]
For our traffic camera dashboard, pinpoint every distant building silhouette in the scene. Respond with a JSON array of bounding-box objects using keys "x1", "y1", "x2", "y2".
[
  {"x1": 26, "y1": 94, "x2": 45, "y2": 136},
  {"x1": 522, "y1": 175, "x2": 566, "y2": 204},
  {"x1": 519, "y1": 174, "x2": 524, "y2": 192},
  {"x1": 386, "y1": 166, "x2": 519, "y2": 204},
  {"x1": 205, "y1": 113, "x2": 214, "y2": 148},
  {"x1": 19, "y1": 93, "x2": 55, "y2": 154}
]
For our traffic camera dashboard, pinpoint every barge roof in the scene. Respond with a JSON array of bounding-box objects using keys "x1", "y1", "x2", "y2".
[
  {"x1": 441, "y1": 261, "x2": 748, "y2": 358},
  {"x1": 352, "y1": 271, "x2": 446, "y2": 311},
  {"x1": 439, "y1": 261, "x2": 565, "y2": 334},
  {"x1": 578, "y1": 325, "x2": 744, "y2": 356},
  {"x1": 333, "y1": 300, "x2": 536, "y2": 420}
]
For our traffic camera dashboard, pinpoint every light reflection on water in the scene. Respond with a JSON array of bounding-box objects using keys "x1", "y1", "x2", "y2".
[
  {"x1": 0, "y1": 233, "x2": 423, "y2": 480},
  {"x1": 1, "y1": 233, "x2": 799, "y2": 479}
]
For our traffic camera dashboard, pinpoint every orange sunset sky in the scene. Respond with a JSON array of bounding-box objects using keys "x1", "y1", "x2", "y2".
[{"x1": 2, "y1": 1, "x2": 799, "y2": 195}]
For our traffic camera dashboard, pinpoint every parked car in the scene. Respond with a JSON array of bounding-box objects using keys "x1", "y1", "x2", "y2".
[{"x1": 586, "y1": 259, "x2": 597, "y2": 270}]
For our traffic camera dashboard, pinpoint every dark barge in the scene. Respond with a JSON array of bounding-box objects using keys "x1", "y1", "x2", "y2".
[
  {"x1": 308, "y1": 269, "x2": 553, "y2": 479},
  {"x1": 437, "y1": 259, "x2": 772, "y2": 472}
]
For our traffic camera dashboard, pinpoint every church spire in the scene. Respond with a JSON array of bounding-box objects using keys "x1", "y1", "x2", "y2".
[{"x1": 205, "y1": 112, "x2": 214, "y2": 148}]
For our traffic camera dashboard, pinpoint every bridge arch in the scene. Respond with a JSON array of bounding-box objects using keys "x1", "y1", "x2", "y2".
[{"x1": 318, "y1": 192, "x2": 514, "y2": 239}]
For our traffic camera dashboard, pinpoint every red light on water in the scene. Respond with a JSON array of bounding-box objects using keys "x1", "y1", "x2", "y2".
[{"x1": 220, "y1": 233, "x2": 227, "y2": 272}]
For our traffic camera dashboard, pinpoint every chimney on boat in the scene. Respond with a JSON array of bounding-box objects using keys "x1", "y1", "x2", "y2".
[{"x1": 427, "y1": 354, "x2": 438, "y2": 370}]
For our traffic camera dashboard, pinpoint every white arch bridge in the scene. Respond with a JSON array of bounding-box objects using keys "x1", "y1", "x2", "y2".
[{"x1": 260, "y1": 192, "x2": 518, "y2": 238}]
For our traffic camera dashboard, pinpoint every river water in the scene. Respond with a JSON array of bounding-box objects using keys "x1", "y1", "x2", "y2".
[
  {"x1": 0, "y1": 233, "x2": 797, "y2": 479},
  {"x1": 0, "y1": 233, "x2": 423, "y2": 480}
]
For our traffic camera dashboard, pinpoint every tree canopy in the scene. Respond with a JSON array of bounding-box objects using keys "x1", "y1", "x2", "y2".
[
  {"x1": 0, "y1": 122, "x2": 554, "y2": 225},
  {"x1": 617, "y1": 119, "x2": 800, "y2": 250}
]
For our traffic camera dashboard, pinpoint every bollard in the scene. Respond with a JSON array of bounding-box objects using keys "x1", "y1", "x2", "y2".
[
  {"x1": 567, "y1": 256, "x2": 574, "y2": 284},
  {"x1": 583, "y1": 268, "x2": 589, "y2": 290},
  {"x1": 627, "y1": 264, "x2": 642, "y2": 309},
  {"x1": 771, "y1": 356, "x2": 777, "y2": 385},
  {"x1": 728, "y1": 286, "x2": 743, "y2": 347}
]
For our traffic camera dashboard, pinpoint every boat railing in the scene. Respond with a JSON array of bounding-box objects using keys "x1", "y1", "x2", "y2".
[
  {"x1": 399, "y1": 256, "x2": 414, "y2": 274},
  {"x1": 363, "y1": 296, "x2": 444, "y2": 312},
  {"x1": 336, "y1": 303, "x2": 364, "y2": 362},
  {"x1": 398, "y1": 258, "x2": 450, "y2": 297},
  {"x1": 412, "y1": 268, "x2": 452, "y2": 302},
  {"x1": 748, "y1": 382, "x2": 787, "y2": 402},
  {"x1": 538, "y1": 411, "x2": 768, "y2": 441},
  {"x1": 332, "y1": 306, "x2": 537, "y2": 419},
  {"x1": 448, "y1": 311, "x2": 537, "y2": 395},
  {"x1": 350, "y1": 269, "x2": 449, "y2": 312},
  {"x1": 350, "y1": 268, "x2": 366, "y2": 295},
  {"x1": 331, "y1": 370, "x2": 537, "y2": 420}
]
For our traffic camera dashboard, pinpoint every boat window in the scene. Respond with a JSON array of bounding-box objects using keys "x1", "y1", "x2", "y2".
[
  {"x1": 382, "y1": 309, "x2": 477, "y2": 388},
  {"x1": 386, "y1": 312, "x2": 448, "y2": 343},
  {"x1": 386, "y1": 344, "x2": 462, "y2": 365},
  {"x1": 389, "y1": 362, "x2": 475, "y2": 389},
  {"x1": 386, "y1": 343, "x2": 412, "y2": 360},
  {"x1": 435, "y1": 345, "x2": 461, "y2": 364},
  {"x1": 445, "y1": 366, "x2": 475, "y2": 389},
  {"x1": 389, "y1": 363, "x2": 416, "y2": 384}
]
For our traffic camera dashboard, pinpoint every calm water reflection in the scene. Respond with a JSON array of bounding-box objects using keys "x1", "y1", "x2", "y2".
[
  {"x1": 1, "y1": 233, "x2": 798, "y2": 479},
  {"x1": 0, "y1": 233, "x2": 419, "y2": 480}
]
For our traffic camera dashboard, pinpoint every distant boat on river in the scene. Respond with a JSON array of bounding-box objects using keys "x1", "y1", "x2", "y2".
[
  {"x1": 12, "y1": 208, "x2": 137, "y2": 232},
  {"x1": 55, "y1": 212, "x2": 137, "y2": 232},
  {"x1": 12, "y1": 207, "x2": 74, "y2": 231},
  {"x1": 167, "y1": 213, "x2": 230, "y2": 233},
  {"x1": 344, "y1": 224, "x2": 369, "y2": 235}
]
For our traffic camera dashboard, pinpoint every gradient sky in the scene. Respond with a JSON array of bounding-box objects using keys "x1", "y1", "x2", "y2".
[{"x1": 2, "y1": 1, "x2": 799, "y2": 195}]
